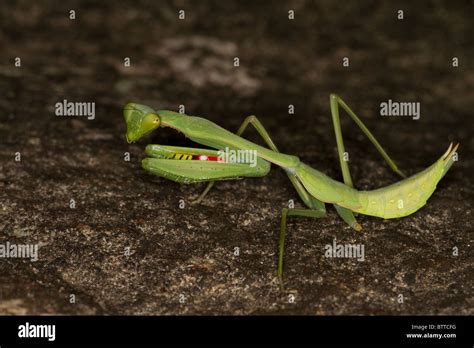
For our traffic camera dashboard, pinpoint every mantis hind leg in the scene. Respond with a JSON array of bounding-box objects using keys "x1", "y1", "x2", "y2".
[
  {"x1": 329, "y1": 94, "x2": 406, "y2": 185},
  {"x1": 193, "y1": 115, "x2": 325, "y2": 212},
  {"x1": 329, "y1": 94, "x2": 406, "y2": 230},
  {"x1": 278, "y1": 208, "x2": 326, "y2": 281}
]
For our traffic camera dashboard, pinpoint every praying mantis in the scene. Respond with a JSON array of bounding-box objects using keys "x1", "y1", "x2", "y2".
[{"x1": 123, "y1": 94, "x2": 458, "y2": 280}]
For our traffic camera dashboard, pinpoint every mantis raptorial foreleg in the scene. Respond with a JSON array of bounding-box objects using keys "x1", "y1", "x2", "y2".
[
  {"x1": 143, "y1": 144, "x2": 271, "y2": 182},
  {"x1": 194, "y1": 115, "x2": 325, "y2": 212}
]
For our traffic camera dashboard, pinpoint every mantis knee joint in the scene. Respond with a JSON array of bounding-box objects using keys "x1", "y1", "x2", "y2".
[
  {"x1": 330, "y1": 93, "x2": 340, "y2": 102},
  {"x1": 246, "y1": 115, "x2": 257, "y2": 123}
]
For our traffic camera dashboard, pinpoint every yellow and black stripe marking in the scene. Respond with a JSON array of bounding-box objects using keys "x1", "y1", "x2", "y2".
[
  {"x1": 167, "y1": 153, "x2": 193, "y2": 160},
  {"x1": 165, "y1": 152, "x2": 223, "y2": 162}
]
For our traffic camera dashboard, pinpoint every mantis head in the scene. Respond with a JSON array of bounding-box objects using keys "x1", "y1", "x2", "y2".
[{"x1": 124, "y1": 102, "x2": 161, "y2": 143}]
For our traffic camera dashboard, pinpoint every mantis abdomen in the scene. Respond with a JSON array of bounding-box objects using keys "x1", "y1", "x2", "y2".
[
  {"x1": 294, "y1": 144, "x2": 456, "y2": 219},
  {"x1": 356, "y1": 159, "x2": 444, "y2": 218}
]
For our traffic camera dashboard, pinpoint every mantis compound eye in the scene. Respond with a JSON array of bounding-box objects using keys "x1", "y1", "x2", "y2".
[
  {"x1": 124, "y1": 103, "x2": 161, "y2": 143},
  {"x1": 143, "y1": 113, "x2": 161, "y2": 128}
]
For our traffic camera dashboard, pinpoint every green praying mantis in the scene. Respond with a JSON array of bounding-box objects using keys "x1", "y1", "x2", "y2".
[{"x1": 123, "y1": 94, "x2": 458, "y2": 280}]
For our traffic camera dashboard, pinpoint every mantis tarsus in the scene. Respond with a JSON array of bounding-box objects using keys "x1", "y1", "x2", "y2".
[{"x1": 124, "y1": 94, "x2": 458, "y2": 280}]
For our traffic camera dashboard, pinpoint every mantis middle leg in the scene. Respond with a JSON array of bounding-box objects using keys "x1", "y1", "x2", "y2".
[
  {"x1": 191, "y1": 115, "x2": 327, "y2": 281},
  {"x1": 278, "y1": 207, "x2": 326, "y2": 280}
]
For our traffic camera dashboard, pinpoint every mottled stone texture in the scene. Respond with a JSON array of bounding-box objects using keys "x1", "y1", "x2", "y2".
[{"x1": 0, "y1": 1, "x2": 472, "y2": 315}]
